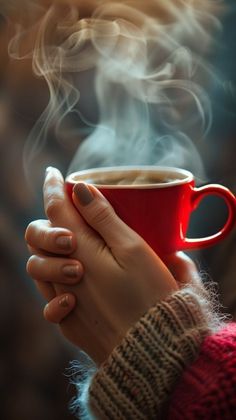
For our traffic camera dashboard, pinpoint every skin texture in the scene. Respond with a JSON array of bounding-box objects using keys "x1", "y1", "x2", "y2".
[{"x1": 26, "y1": 167, "x2": 200, "y2": 365}]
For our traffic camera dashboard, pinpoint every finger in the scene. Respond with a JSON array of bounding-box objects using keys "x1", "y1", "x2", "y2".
[
  {"x1": 26, "y1": 255, "x2": 83, "y2": 284},
  {"x1": 43, "y1": 168, "x2": 105, "y2": 260},
  {"x1": 164, "y1": 252, "x2": 201, "y2": 287},
  {"x1": 43, "y1": 167, "x2": 85, "y2": 229},
  {"x1": 43, "y1": 293, "x2": 76, "y2": 323},
  {"x1": 72, "y1": 182, "x2": 142, "y2": 251},
  {"x1": 34, "y1": 280, "x2": 56, "y2": 301},
  {"x1": 27, "y1": 244, "x2": 56, "y2": 258},
  {"x1": 25, "y1": 219, "x2": 77, "y2": 255},
  {"x1": 43, "y1": 167, "x2": 65, "y2": 222}
]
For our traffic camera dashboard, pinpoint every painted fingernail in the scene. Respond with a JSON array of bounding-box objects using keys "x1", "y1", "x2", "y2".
[
  {"x1": 58, "y1": 295, "x2": 70, "y2": 308},
  {"x1": 73, "y1": 183, "x2": 94, "y2": 206},
  {"x1": 62, "y1": 264, "x2": 80, "y2": 278},
  {"x1": 56, "y1": 235, "x2": 73, "y2": 250}
]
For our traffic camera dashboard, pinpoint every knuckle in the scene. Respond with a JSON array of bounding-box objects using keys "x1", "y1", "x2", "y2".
[
  {"x1": 43, "y1": 306, "x2": 56, "y2": 324},
  {"x1": 122, "y1": 236, "x2": 145, "y2": 257},
  {"x1": 38, "y1": 227, "x2": 55, "y2": 250},
  {"x1": 25, "y1": 221, "x2": 37, "y2": 243},
  {"x1": 45, "y1": 198, "x2": 63, "y2": 221},
  {"x1": 26, "y1": 255, "x2": 37, "y2": 276},
  {"x1": 90, "y1": 202, "x2": 114, "y2": 227},
  {"x1": 27, "y1": 255, "x2": 58, "y2": 281}
]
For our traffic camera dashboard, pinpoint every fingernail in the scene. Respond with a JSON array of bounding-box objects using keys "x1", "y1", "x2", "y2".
[
  {"x1": 56, "y1": 235, "x2": 73, "y2": 250},
  {"x1": 73, "y1": 183, "x2": 94, "y2": 206},
  {"x1": 62, "y1": 264, "x2": 80, "y2": 278},
  {"x1": 58, "y1": 295, "x2": 70, "y2": 308}
]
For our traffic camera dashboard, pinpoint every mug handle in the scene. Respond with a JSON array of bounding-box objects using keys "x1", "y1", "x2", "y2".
[{"x1": 182, "y1": 184, "x2": 236, "y2": 250}]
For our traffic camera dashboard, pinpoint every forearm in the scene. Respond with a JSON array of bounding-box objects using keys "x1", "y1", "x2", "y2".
[{"x1": 88, "y1": 287, "x2": 213, "y2": 419}]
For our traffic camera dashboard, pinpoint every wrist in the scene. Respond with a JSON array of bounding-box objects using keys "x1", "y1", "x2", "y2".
[{"x1": 88, "y1": 288, "x2": 210, "y2": 419}]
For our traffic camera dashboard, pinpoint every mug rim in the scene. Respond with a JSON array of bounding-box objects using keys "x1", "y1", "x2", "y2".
[{"x1": 66, "y1": 166, "x2": 194, "y2": 189}]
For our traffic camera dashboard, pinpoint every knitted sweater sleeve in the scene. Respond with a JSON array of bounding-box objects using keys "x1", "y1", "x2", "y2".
[
  {"x1": 88, "y1": 288, "x2": 210, "y2": 419},
  {"x1": 168, "y1": 323, "x2": 236, "y2": 419}
]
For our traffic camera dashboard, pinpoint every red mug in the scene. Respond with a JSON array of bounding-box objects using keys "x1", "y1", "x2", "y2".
[{"x1": 66, "y1": 166, "x2": 236, "y2": 257}]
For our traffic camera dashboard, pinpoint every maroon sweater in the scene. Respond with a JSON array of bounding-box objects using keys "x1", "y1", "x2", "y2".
[{"x1": 169, "y1": 323, "x2": 236, "y2": 419}]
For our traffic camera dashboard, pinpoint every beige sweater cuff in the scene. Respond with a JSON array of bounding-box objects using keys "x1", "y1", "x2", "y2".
[{"x1": 88, "y1": 288, "x2": 210, "y2": 419}]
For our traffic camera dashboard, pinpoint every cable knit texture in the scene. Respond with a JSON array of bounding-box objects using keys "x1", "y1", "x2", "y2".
[
  {"x1": 88, "y1": 289, "x2": 210, "y2": 419},
  {"x1": 168, "y1": 323, "x2": 236, "y2": 419}
]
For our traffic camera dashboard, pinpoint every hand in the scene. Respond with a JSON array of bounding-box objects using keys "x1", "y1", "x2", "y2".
[{"x1": 26, "y1": 167, "x2": 179, "y2": 364}]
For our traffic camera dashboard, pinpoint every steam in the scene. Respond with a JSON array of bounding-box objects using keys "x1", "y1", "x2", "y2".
[{"x1": 7, "y1": 0, "x2": 224, "y2": 183}]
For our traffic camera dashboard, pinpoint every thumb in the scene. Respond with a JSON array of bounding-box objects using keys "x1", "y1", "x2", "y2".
[{"x1": 72, "y1": 182, "x2": 140, "y2": 249}]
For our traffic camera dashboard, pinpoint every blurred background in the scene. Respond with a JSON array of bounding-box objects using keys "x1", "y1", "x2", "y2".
[{"x1": 0, "y1": 1, "x2": 235, "y2": 419}]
